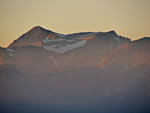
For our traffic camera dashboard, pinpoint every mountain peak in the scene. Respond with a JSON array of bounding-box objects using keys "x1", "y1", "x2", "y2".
[
  {"x1": 33, "y1": 26, "x2": 41, "y2": 28},
  {"x1": 102, "y1": 30, "x2": 118, "y2": 37},
  {"x1": 108, "y1": 30, "x2": 117, "y2": 35},
  {"x1": 31, "y1": 26, "x2": 42, "y2": 30},
  {"x1": 8, "y1": 26, "x2": 54, "y2": 48},
  {"x1": 30, "y1": 26, "x2": 51, "y2": 32}
]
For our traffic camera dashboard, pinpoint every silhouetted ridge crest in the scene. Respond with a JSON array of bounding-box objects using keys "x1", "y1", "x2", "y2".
[
  {"x1": 8, "y1": 26, "x2": 131, "y2": 48},
  {"x1": 103, "y1": 30, "x2": 118, "y2": 37},
  {"x1": 29, "y1": 26, "x2": 53, "y2": 33},
  {"x1": 8, "y1": 26, "x2": 55, "y2": 48}
]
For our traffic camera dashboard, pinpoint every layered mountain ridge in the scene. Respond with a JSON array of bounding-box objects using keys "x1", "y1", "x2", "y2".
[
  {"x1": 0, "y1": 26, "x2": 150, "y2": 113},
  {"x1": 1, "y1": 26, "x2": 132, "y2": 74},
  {"x1": 0, "y1": 26, "x2": 149, "y2": 74}
]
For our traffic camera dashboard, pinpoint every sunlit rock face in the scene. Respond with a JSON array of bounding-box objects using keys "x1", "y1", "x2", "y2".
[
  {"x1": 2, "y1": 26, "x2": 130, "y2": 74},
  {"x1": 8, "y1": 26, "x2": 61, "y2": 48},
  {"x1": 98, "y1": 37, "x2": 150, "y2": 69},
  {"x1": 0, "y1": 26, "x2": 150, "y2": 113}
]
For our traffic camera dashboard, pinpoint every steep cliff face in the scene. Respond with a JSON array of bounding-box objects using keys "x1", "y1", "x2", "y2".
[{"x1": 98, "y1": 38, "x2": 150, "y2": 69}]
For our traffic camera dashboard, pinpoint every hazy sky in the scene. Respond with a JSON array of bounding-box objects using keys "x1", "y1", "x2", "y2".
[{"x1": 0, "y1": 0, "x2": 150, "y2": 47}]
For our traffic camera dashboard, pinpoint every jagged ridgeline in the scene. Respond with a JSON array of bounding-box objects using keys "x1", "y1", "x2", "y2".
[
  {"x1": 1, "y1": 26, "x2": 131, "y2": 74},
  {"x1": 0, "y1": 26, "x2": 150, "y2": 113}
]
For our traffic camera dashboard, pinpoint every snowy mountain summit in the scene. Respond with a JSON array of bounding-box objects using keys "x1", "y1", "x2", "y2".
[{"x1": 8, "y1": 26, "x2": 130, "y2": 54}]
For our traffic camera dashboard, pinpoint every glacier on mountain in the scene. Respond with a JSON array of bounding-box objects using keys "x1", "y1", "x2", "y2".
[{"x1": 43, "y1": 40, "x2": 87, "y2": 54}]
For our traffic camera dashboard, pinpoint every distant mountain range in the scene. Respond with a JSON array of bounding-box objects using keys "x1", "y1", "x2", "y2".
[
  {"x1": 1, "y1": 26, "x2": 132, "y2": 74},
  {"x1": 0, "y1": 26, "x2": 150, "y2": 113}
]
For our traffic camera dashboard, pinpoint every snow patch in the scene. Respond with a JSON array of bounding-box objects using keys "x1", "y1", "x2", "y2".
[
  {"x1": 114, "y1": 37, "x2": 120, "y2": 48},
  {"x1": 56, "y1": 33, "x2": 66, "y2": 37},
  {"x1": 42, "y1": 38, "x2": 74, "y2": 43},
  {"x1": 42, "y1": 32, "x2": 98, "y2": 53},
  {"x1": 7, "y1": 48, "x2": 14, "y2": 56},
  {"x1": 49, "y1": 56, "x2": 58, "y2": 67},
  {"x1": 43, "y1": 40, "x2": 87, "y2": 54},
  {"x1": 42, "y1": 38, "x2": 65, "y2": 43},
  {"x1": 7, "y1": 48, "x2": 14, "y2": 52}
]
